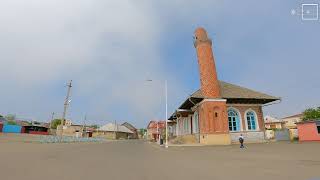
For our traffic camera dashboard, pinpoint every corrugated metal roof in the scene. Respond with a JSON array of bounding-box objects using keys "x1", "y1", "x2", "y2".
[
  {"x1": 98, "y1": 123, "x2": 133, "y2": 134},
  {"x1": 168, "y1": 81, "x2": 280, "y2": 120},
  {"x1": 281, "y1": 113, "x2": 303, "y2": 119},
  {"x1": 121, "y1": 122, "x2": 137, "y2": 131},
  {"x1": 191, "y1": 81, "x2": 279, "y2": 100}
]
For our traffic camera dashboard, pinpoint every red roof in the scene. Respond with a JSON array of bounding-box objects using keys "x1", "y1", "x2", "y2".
[
  {"x1": 296, "y1": 120, "x2": 320, "y2": 124},
  {"x1": 147, "y1": 120, "x2": 166, "y2": 129}
]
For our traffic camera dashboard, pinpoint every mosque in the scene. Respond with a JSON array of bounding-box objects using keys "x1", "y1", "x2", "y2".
[{"x1": 169, "y1": 27, "x2": 280, "y2": 145}]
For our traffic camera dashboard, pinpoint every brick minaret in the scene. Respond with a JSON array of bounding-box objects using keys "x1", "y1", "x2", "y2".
[
  {"x1": 193, "y1": 27, "x2": 231, "y2": 145},
  {"x1": 194, "y1": 27, "x2": 220, "y2": 98}
]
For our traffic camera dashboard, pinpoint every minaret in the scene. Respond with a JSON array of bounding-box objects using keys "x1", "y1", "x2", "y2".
[
  {"x1": 194, "y1": 27, "x2": 220, "y2": 98},
  {"x1": 193, "y1": 27, "x2": 231, "y2": 145}
]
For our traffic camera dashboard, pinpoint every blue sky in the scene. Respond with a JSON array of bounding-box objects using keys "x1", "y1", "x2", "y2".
[{"x1": 0, "y1": 0, "x2": 319, "y2": 128}]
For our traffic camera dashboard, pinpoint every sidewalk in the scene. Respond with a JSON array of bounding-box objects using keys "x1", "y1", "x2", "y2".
[{"x1": 168, "y1": 143, "x2": 205, "y2": 147}]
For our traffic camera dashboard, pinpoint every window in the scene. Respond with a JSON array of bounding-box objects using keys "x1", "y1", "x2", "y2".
[
  {"x1": 317, "y1": 126, "x2": 320, "y2": 134},
  {"x1": 228, "y1": 109, "x2": 240, "y2": 131},
  {"x1": 184, "y1": 118, "x2": 187, "y2": 134},
  {"x1": 246, "y1": 111, "x2": 257, "y2": 130},
  {"x1": 183, "y1": 118, "x2": 189, "y2": 134}
]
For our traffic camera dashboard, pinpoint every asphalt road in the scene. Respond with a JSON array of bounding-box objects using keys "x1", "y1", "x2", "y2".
[{"x1": 0, "y1": 138, "x2": 319, "y2": 180}]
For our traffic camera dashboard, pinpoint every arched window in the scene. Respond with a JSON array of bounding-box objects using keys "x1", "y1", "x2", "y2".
[
  {"x1": 228, "y1": 109, "x2": 240, "y2": 131},
  {"x1": 246, "y1": 111, "x2": 257, "y2": 130}
]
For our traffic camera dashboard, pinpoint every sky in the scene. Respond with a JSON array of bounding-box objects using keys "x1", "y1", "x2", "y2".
[{"x1": 0, "y1": 0, "x2": 319, "y2": 128}]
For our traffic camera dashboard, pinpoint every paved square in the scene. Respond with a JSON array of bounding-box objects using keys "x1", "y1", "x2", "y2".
[{"x1": 0, "y1": 135, "x2": 319, "y2": 180}]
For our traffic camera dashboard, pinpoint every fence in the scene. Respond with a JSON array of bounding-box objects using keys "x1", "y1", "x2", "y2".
[
  {"x1": 29, "y1": 131, "x2": 49, "y2": 135},
  {"x1": 265, "y1": 129, "x2": 298, "y2": 141},
  {"x1": 274, "y1": 129, "x2": 290, "y2": 141},
  {"x1": 39, "y1": 135, "x2": 105, "y2": 143},
  {"x1": 2, "y1": 125, "x2": 22, "y2": 133}
]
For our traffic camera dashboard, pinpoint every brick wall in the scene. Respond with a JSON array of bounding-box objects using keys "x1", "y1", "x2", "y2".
[
  {"x1": 194, "y1": 27, "x2": 220, "y2": 98},
  {"x1": 198, "y1": 100, "x2": 229, "y2": 134},
  {"x1": 226, "y1": 104, "x2": 264, "y2": 132}
]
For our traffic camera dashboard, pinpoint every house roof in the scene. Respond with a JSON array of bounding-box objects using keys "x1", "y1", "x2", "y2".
[
  {"x1": 98, "y1": 123, "x2": 133, "y2": 134},
  {"x1": 281, "y1": 113, "x2": 303, "y2": 119},
  {"x1": 296, "y1": 119, "x2": 320, "y2": 125},
  {"x1": 264, "y1": 116, "x2": 284, "y2": 123},
  {"x1": 147, "y1": 121, "x2": 166, "y2": 129},
  {"x1": 121, "y1": 122, "x2": 137, "y2": 131}
]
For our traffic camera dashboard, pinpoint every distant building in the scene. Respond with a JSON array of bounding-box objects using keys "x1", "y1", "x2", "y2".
[
  {"x1": 264, "y1": 116, "x2": 285, "y2": 129},
  {"x1": 146, "y1": 121, "x2": 166, "y2": 141},
  {"x1": 56, "y1": 124, "x2": 94, "y2": 137},
  {"x1": 0, "y1": 116, "x2": 7, "y2": 124},
  {"x1": 296, "y1": 120, "x2": 320, "y2": 141},
  {"x1": 95, "y1": 123, "x2": 133, "y2": 139},
  {"x1": 281, "y1": 114, "x2": 303, "y2": 129},
  {"x1": 122, "y1": 122, "x2": 139, "y2": 139},
  {"x1": 64, "y1": 119, "x2": 72, "y2": 126},
  {"x1": 23, "y1": 121, "x2": 50, "y2": 135},
  {"x1": 14, "y1": 119, "x2": 30, "y2": 126}
]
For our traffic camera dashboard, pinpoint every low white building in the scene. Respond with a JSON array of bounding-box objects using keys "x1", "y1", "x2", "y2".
[
  {"x1": 264, "y1": 116, "x2": 285, "y2": 129},
  {"x1": 281, "y1": 114, "x2": 303, "y2": 129},
  {"x1": 96, "y1": 123, "x2": 133, "y2": 139}
]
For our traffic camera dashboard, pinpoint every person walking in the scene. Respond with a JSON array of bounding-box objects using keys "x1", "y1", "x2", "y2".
[{"x1": 239, "y1": 134, "x2": 244, "y2": 148}]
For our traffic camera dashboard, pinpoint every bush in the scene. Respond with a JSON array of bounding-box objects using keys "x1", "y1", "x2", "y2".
[
  {"x1": 7, "y1": 120, "x2": 17, "y2": 125},
  {"x1": 50, "y1": 119, "x2": 62, "y2": 129},
  {"x1": 302, "y1": 107, "x2": 320, "y2": 121}
]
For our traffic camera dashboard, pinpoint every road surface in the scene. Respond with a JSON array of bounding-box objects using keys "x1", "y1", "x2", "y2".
[{"x1": 0, "y1": 137, "x2": 319, "y2": 180}]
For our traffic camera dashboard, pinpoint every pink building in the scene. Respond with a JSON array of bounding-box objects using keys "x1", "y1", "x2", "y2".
[
  {"x1": 147, "y1": 121, "x2": 166, "y2": 141},
  {"x1": 296, "y1": 120, "x2": 320, "y2": 142}
]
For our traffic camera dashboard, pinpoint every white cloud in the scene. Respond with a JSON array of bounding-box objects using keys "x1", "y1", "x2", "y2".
[
  {"x1": 0, "y1": 0, "x2": 184, "y2": 126},
  {"x1": 1, "y1": 0, "x2": 318, "y2": 127}
]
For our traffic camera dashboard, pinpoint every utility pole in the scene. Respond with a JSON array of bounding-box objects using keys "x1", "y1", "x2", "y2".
[
  {"x1": 156, "y1": 121, "x2": 159, "y2": 143},
  {"x1": 82, "y1": 114, "x2": 87, "y2": 137},
  {"x1": 165, "y1": 80, "x2": 168, "y2": 148},
  {"x1": 114, "y1": 120, "x2": 117, "y2": 140},
  {"x1": 146, "y1": 79, "x2": 169, "y2": 148},
  {"x1": 60, "y1": 80, "x2": 72, "y2": 138},
  {"x1": 49, "y1": 112, "x2": 55, "y2": 130}
]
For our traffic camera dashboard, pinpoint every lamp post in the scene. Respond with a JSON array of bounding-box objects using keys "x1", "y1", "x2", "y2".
[
  {"x1": 156, "y1": 120, "x2": 159, "y2": 143},
  {"x1": 146, "y1": 79, "x2": 168, "y2": 148}
]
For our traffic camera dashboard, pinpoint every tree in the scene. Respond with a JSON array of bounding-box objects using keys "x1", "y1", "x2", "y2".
[
  {"x1": 302, "y1": 107, "x2": 320, "y2": 121},
  {"x1": 139, "y1": 128, "x2": 147, "y2": 137},
  {"x1": 5, "y1": 114, "x2": 16, "y2": 121},
  {"x1": 7, "y1": 120, "x2": 17, "y2": 125},
  {"x1": 50, "y1": 119, "x2": 62, "y2": 129},
  {"x1": 90, "y1": 124, "x2": 99, "y2": 129}
]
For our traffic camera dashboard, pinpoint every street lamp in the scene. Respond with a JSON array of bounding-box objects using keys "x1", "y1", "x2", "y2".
[{"x1": 146, "y1": 79, "x2": 168, "y2": 148}]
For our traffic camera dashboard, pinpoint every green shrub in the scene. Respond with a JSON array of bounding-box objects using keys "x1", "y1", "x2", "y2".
[{"x1": 7, "y1": 120, "x2": 17, "y2": 125}]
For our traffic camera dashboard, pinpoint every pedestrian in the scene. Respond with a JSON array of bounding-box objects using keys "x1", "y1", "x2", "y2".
[{"x1": 239, "y1": 134, "x2": 244, "y2": 148}]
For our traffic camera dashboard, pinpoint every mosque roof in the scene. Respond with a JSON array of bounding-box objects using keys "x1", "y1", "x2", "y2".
[
  {"x1": 191, "y1": 81, "x2": 279, "y2": 100},
  {"x1": 169, "y1": 81, "x2": 280, "y2": 120}
]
